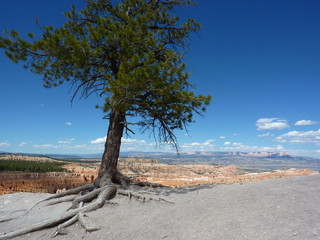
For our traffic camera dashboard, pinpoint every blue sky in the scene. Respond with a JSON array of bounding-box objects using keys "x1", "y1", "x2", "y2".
[{"x1": 1, "y1": 0, "x2": 320, "y2": 158}]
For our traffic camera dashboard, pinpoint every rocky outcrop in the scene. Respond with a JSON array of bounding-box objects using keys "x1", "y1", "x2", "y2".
[
  {"x1": 120, "y1": 162, "x2": 318, "y2": 187},
  {"x1": 0, "y1": 172, "x2": 90, "y2": 195}
]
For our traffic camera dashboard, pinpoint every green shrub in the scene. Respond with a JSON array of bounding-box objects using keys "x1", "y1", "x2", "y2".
[{"x1": 0, "y1": 160, "x2": 67, "y2": 172}]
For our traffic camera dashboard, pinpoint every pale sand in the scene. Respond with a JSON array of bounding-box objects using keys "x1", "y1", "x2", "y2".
[{"x1": 1, "y1": 173, "x2": 320, "y2": 240}]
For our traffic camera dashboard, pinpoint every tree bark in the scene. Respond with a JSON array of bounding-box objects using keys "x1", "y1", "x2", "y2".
[{"x1": 98, "y1": 110, "x2": 125, "y2": 178}]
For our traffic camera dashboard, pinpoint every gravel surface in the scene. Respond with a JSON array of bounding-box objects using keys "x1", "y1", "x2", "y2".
[{"x1": 0, "y1": 173, "x2": 319, "y2": 240}]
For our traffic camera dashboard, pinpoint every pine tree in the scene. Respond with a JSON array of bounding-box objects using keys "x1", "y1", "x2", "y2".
[{"x1": 0, "y1": 1, "x2": 211, "y2": 237}]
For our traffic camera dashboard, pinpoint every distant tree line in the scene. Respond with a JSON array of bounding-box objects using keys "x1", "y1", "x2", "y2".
[{"x1": 0, "y1": 160, "x2": 67, "y2": 173}]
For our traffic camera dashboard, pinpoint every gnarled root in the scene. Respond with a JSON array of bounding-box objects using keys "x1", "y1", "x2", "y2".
[
  {"x1": 52, "y1": 205, "x2": 101, "y2": 237},
  {"x1": 118, "y1": 189, "x2": 174, "y2": 204},
  {"x1": 26, "y1": 183, "x2": 95, "y2": 214},
  {"x1": 0, "y1": 173, "x2": 171, "y2": 240},
  {"x1": 131, "y1": 181, "x2": 168, "y2": 188},
  {"x1": 68, "y1": 185, "x2": 110, "y2": 210},
  {"x1": 0, "y1": 185, "x2": 117, "y2": 240}
]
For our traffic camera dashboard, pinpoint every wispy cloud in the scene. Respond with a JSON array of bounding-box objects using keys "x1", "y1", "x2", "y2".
[
  {"x1": 256, "y1": 118, "x2": 290, "y2": 131},
  {"x1": 0, "y1": 141, "x2": 10, "y2": 147},
  {"x1": 33, "y1": 141, "x2": 83, "y2": 151},
  {"x1": 90, "y1": 137, "x2": 157, "y2": 151},
  {"x1": 222, "y1": 141, "x2": 284, "y2": 152},
  {"x1": 33, "y1": 144, "x2": 60, "y2": 149},
  {"x1": 121, "y1": 138, "x2": 157, "y2": 151},
  {"x1": 294, "y1": 120, "x2": 319, "y2": 126},
  {"x1": 224, "y1": 141, "x2": 242, "y2": 146},
  {"x1": 219, "y1": 136, "x2": 226, "y2": 139},
  {"x1": 58, "y1": 138, "x2": 75, "y2": 144},
  {"x1": 275, "y1": 129, "x2": 320, "y2": 145},
  {"x1": 65, "y1": 122, "x2": 72, "y2": 126},
  {"x1": 18, "y1": 142, "x2": 27, "y2": 147},
  {"x1": 58, "y1": 141, "x2": 71, "y2": 144},
  {"x1": 181, "y1": 140, "x2": 215, "y2": 151},
  {"x1": 258, "y1": 132, "x2": 274, "y2": 138},
  {"x1": 90, "y1": 136, "x2": 106, "y2": 144},
  {"x1": 73, "y1": 144, "x2": 87, "y2": 149}
]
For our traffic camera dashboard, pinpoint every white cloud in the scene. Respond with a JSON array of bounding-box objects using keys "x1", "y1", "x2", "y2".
[
  {"x1": 18, "y1": 142, "x2": 27, "y2": 147},
  {"x1": 275, "y1": 145, "x2": 285, "y2": 150},
  {"x1": 181, "y1": 140, "x2": 215, "y2": 151},
  {"x1": 275, "y1": 129, "x2": 320, "y2": 145},
  {"x1": 58, "y1": 138, "x2": 75, "y2": 144},
  {"x1": 121, "y1": 138, "x2": 158, "y2": 151},
  {"x1": 90, "y1": 136, "x2": 106, "y2": 144},
  {"x1": 258, "y1": 132, "x2": 274, "y2": 138},
  {"x1": 33, "y1": 142, "x2": 88, "y2": 151},
  {"x1": 224, "y1": 141, "x2": 243, "y2": 146},
  {"x1": 294, "y1": 120, "x2": 319, "y2": 126},
  {"x1": 58, "y1": 141, "x2": 71, "y2": 144},
  {"x1": 74, "y1": 144, "x2": 87, "y2": 149},
  {"x1": 256, "y1": 118, "x2": 290, "y2": 130},
  {"x1": 33, "y1": 144, "x2": 60, "y2": 149},
  {"x1": 222, "y1": 142, "x2": 285, "y2": 152},
  {"x1": 122, "y1": 138, "x2": 147, "y2": 144},
  {"x1": 219, "y1": 136, "x2": 226, "y2": 139},
  {"x1": 65, "y1": 122, "x2": 72, "y2": 126},
  {"x1": 0, "y1": 142, "x2": 10, "y2": 147},
  {"x1": 89, "y1": 136, "x2": 158, "y2": 151}
]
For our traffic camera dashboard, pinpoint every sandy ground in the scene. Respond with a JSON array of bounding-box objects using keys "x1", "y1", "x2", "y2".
[{"x1": 1, "y1": 173, "x2": 320, "y2": 240}]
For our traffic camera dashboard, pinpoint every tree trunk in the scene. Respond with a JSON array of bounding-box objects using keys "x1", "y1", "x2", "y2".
[{"x1": 98, "y1": 110, "x2": 125, "y2": 178}]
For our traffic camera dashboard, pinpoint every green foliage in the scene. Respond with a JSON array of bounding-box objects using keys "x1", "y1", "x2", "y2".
[
  {"x1": 0, "y1": 0, "x2": 211, "y2": 149},
  {"x1": 0, "y1": 160, "x2": 67, "y2": 172}
]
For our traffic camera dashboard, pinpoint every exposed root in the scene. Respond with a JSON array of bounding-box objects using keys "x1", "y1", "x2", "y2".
[
  {"x1": 46, "y1": 195, "x2": 77, "y2": 206},
  {"x1": 0, "y1": 185, "x2": 116, "y2": 240},
  {"x1": 67, "y1": 186, "x2": 108, "y2": 210},
  {"x1": 26, "y1": 183, "x2": 95, "y2": 214},
  {"x1": 0, "y1": 218, "x2": 13, "y2": 224},
  {"x1": 0, "y1": 176, "x2": 171, "y2": 240},
  {"x1": 131, "y1": 180, "x2": 168, "y2": 188},
  {"x1": 0, "y1": 209, "x2": 28, "y2": 223},
  {"x1": 52, "y1": 210, "x2": 79, "y2": 237},
  {"x1": 118, "y1": 189, "x2": 174, "y2": 204},
  {"x1": 52, "y1": 203, "x2": 100, "y2": 238},
  {"x1": 113, "y1": 170, "x2": 131, "y2": 189}
]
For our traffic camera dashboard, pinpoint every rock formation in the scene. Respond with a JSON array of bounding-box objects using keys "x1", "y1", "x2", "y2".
[{"x1": 0, "y1": 157, "x2": 318, "y2": 194}]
